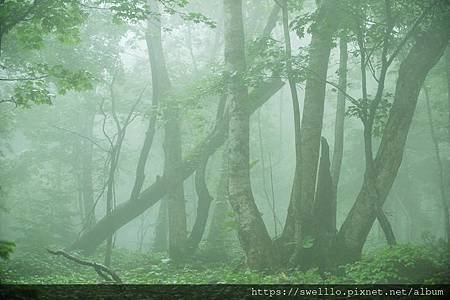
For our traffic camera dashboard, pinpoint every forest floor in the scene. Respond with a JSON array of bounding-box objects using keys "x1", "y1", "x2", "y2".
[{"x1": 1, "y1": 243, "x2": 449, "y2": 284}]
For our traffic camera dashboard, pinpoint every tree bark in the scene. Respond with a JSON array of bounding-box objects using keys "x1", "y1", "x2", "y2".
[
  {"x1": 446, "y1": 48, "x2": 450, "y2": 144},
  {"x1": 152, "y1": 197, "x2": 168, "y2": 252},
  {"x1": 186, "y1": 157, "x2": 213, "y2": 254},
  {"x1": 163, "y1": 104, "x2": 187, "y2": 260},
  {"x1": 311, "y1": 137, "x2": 335, "y2": 271},
  {"x1": 281, "y1": 0, "x2": 302, "y2": 243},
  {"x1": 331, "y1": 35, "x2": 348, "y2": 204},
  {"x1": 146, "y1": 0, "x2": 187, "y2": 261},
  {"x1": 125, "y1": 21, "x2": 161, "y2": 204},
  {"x1": 224, "y1": 0, "x2": 276, "y2": 270},
  {"x1": 282, "y1": 0, "x2": 338, "y2": 265},
  {"x1": 206, "y1": 150, "x2": 230, "y2": 254},
  {"x1": 335, "y1": 12, "x2": 450, "y2": 264}
]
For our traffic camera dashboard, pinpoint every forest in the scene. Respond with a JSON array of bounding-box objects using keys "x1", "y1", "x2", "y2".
[{"x1": 0, "y1": 0, "x2": 450, "y2": 289}]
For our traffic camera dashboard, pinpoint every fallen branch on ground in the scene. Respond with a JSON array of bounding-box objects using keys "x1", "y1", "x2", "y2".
[{"x1": 47, "y1": 249, "x2": 122, "y2": 283}]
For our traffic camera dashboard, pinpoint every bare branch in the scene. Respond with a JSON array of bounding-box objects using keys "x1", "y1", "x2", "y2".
[
  {"x1": 52, "y1": 126, "x2": 109, "y2": 152},
  {"x1": 47, "y1": 249, "x2": 122, "y2": 283}
]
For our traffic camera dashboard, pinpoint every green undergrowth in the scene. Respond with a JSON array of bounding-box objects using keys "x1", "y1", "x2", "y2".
[{"x1": 1, "y1": 243, "x2": 448, "y2": 284}]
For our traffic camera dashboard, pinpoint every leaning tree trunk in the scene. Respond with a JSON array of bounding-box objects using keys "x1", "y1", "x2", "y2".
[
  {"x1": 224, "y1": 0, "x2": 276, "y2": 270},
  {"x1": 335, "y1": 12, "x2": 450, "y2": 264}
]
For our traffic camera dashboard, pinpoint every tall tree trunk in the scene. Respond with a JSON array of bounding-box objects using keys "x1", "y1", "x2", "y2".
[
  {"x1": 104, "y1": 146, "x2": 117, "y2": 267},
  {"x1": 330, "y1": 36, "x2": 348, "y2": 229},
  {"x1": 224, "y1": 0, "x2": 275, "y2": 270},
  {"x1": 163, "y1": 105, "x2": 187, "y2": 260},
  {"x1": 282, "y1": 0, "x2": 338, "y2": 265},
  {"x1": 279, "y1": 0, "x2": 302, "y2": 250},
  {"x1": 446, "y1": 48, "x2": 450, "y2": 145},
  {"x1": 146, "y1": 0, "x2": 187, "y2": 261},
  {"x1": 356, "y1": 0, "x2": 397, "y2": 249},
  {"x1": 206, "y1": 150, "x2": 230, "y2": 255},
  {"x1": 424, "y1": 86, "x2": 450, "y2": 250},
  {"x1": 445, "y1": 47, "x2": 450, "y2": 252},
  {"x1": 335, "y1": 13, "x2": 450, "y2": 264},
  {"x1": 152, "y1": 197, "x2": 168, "y2": 252}
]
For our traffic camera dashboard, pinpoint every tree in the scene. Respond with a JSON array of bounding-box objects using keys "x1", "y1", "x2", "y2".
[
  {"x1": 330, "y1": 34, "x2": 348, "y2": 219},
  {"x1": 280, "y1": 0, "x2": 339, "y2": 266},
  {"x1": 336, "y1": 6, "x2": 450, "y2": 263},
  {"x1": 223, "y1": 0, "x2": 276, "y2": 270}
]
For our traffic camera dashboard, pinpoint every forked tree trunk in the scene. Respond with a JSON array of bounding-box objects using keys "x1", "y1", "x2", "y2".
[
  {"x1": 146, "y1": 0, "x2": 187, "y2": 261},
  {"x1": 283, "y1": 0, "x2": 338, "y2": 265},
  {"x1": 224, "y1": 0, "x2": 276, "y2": 270},
  {"x1": 335, "y1": 12, "x2": 450, "y2": 264}
]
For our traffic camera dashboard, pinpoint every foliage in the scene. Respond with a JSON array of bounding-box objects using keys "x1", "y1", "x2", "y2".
[
  {"x1": 1, "y1": 0, "x2": 86, "y2": 51},
  {"x1": 1, "y1": 244, "x2": 448, "y2": 284},
  {"x1": 3, "y1": 64, "x2": 93, "y2": 107},
  {"x1": 0, "y1": 240, "x2": 15, "y2": 260},
  {"x1": 0, "y1": 0, "x2": 93, "y2": 107},
  {"x1": 245, "y1": 37, "x2": 286, "y2": 85},
  {"x1": 333, "y1": 244, "x2": 450, "y2": 284},
  {"x1": 103, "y1": 0, "x2": 216, "y2": 28}
]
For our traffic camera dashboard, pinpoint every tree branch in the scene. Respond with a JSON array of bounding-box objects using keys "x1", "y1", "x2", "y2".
[
  {"x1": 47, "y1": 249, "x2": 122, "y2": 283},
  {"x1": 52, "y1": 125, "x2": 109, "y2": 152}
]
